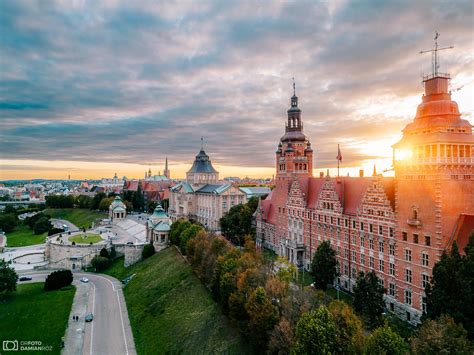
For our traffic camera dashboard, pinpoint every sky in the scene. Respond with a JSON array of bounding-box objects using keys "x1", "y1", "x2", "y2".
[{"x1": 1, "y1": 0, "x2": 473, "y2": 180}]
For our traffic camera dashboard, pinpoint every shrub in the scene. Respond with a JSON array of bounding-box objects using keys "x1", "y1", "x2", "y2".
[
  {"x1": 142, "y1": 243, "x2": 156, "y2": 259},
  {"x1": 44, "y1": 270, "x2": 73, "y2": 291},
  {"x1": 33, "y1": 216, "x2": 52, "y2": 235},
  {"x1": 91, "y1": 256, "x2": 110, "y2": 272},
  {"x1": 99, "y1": 247, "x2": 110, "y2": 259},
  {"x1": 366, "y1": 323, "x2": 409, "y2": 355},
  {"x1": 48, "y1": 227, "x2": 65, "y2": 236}
]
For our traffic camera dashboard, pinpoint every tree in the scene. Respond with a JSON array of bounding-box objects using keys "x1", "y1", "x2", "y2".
[
  {"x1": 33, "y1": 216, "x2": 52, "y2": 234},
  {"x1": 292, "y1": 306, "x2": 337, "y2": 355},
  {"x1": 268, "y1": 317, "x2": 295, "y2": 355},
  {"x1": 76, "y1": 195, "x2": 92, "y2": 208},
  {"x1": 245, "y1": 286, "x2": 279, "y2": 349},
  {"x1": 142, "y1": 243, "x2": 155, "y2": 259},
  {"x1": 310, "y1": 241, "x2": 337, "y2": 290},
  {"x1": 99, "y1": 247, "x2": 110, "y2": 259},
  {"x1": 132, "y1": 184, "x2": 145, "y2": 211},
  {"x1": 146, "y1": 201, "x2": 157, "y2": 213},
  {"x1": 220, "y1": 197, "x2": 259, "y2": 245},
  {"x1": 426, "y1": 237, "x2": 474, "y2": 339},
  {"x1": 44, "y1": 270, "x2": 73, "y2": 291},
  {"x1": 91, "y1": 256, "x2": 110, "y2": 272},
  {"x1": 276, "y1": 257, "x2": 297, "y2": 283},
  {"x1": 328, "y1": 300, "x2": 365, "y2": 354},
  {"x1": 169, "y1": 219, "x2": 191, "y2": 245},
  {"x1": 90, "y1": 192, "x2": 106, "y2": 210},
  {"x1": 0, "y1": 260, "x2": 18, "y2": 295},
  {"x1": 48, "y1": 227, "x2": 65, "y2": 236},
  {"x1": 0, "y1": 213, "x2": 18, "y2": 233},
  {"x1": 98, "y1": 197, "x2": 114, "y2": 211},
  {"x1": 161, "y1": 198, "x2": 169, "y2": 212},
  {"x1": 179, "y1": 224, "x2": 203, "y2": 254},
  {"x1": 353, "y1": 271, "x2": 386, "y2": 329},
  {"x1": 109, "y1": 245, "x2": 117, "y2": 260},
  {"x1": 411, "y1": 315, "x2": 472, "y2": 354},
  {"x1": 366, "y1": 324, "x2": 409, "y2": 355}
]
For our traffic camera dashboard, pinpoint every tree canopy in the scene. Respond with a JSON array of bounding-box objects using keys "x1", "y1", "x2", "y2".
[
  {"x1": 353, "y1": 271, "x2": 386, "y2": 329},
  {"x1": 310, "y1": 241, "x2": 337, "y2": 290},
  {"x1": 0, "y1": 260, "x2": 18, "y2": 295},
  {"x1": 425, "y1": 234, "x2": 474, "y2": 339}
]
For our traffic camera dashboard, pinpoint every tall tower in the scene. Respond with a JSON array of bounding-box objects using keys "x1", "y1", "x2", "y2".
[
  {"x1": 392, "y1": 37, "x2": 473, "y2": 321},
  {"x1": 164, "y1": 157, "x2": 170, "y2": 179},
  {"x1": 275, "y1": 82, "x2": 313, "y2": 184}
]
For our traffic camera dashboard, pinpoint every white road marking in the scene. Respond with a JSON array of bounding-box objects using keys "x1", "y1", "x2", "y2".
[{"x1": 116, "y1": 288, "x2": 129, "y2": 355}]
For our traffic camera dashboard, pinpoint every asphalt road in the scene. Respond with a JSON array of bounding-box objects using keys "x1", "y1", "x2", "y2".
[{"x1": 22, "y1": 272, "x2": 136, "y2": 355}]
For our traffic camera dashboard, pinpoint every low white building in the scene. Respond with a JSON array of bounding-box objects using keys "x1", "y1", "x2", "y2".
[
  {"x1": 146, "y1": 204, "x2": 171, "y2": 249},
  {"x1": 109, "y1": 196, "x2": 126, "y2": 220}
]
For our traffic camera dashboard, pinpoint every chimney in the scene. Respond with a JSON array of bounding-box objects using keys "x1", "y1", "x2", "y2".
[{"x1": 359, "y1": 169, "x2": 364, "y2": 177}]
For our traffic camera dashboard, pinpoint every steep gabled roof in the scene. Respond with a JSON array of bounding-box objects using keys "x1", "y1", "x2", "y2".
[{"x1": 451, "y1": 214, "x2": 474, "y2": 254}]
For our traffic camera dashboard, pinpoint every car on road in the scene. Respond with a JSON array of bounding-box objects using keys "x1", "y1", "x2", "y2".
[
  {"x1": 80, "y1": 277, "x2": 89, "y2": 283},
  {"x1": 85, "y1": 313, "x2": 93, "y2": 322},
  {"x1": 126, "y1": 241, "x2": 134, "y2": 245},
  {"x1": 19, "y1": 276, "x2": 33, "y2": 281}
]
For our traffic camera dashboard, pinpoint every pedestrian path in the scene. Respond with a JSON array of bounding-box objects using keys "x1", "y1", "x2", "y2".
[{"x1": 62, "y1": 281, "x2": 89, "y2": 355}]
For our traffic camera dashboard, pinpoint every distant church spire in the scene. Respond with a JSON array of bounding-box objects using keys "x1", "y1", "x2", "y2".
[{"x1": 372, "y1": 164, "x2": 377, "y2": 177}]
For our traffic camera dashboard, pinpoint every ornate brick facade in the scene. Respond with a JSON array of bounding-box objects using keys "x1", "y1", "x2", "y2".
[{"x1": 256, "y1": 71, "x2": 474, "y2": 324}]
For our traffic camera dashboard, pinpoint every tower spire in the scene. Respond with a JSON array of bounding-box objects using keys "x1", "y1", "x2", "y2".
[
  {"x1": 292, "y1": 77, "x2": 296, "y2": 96},
  {"x1": 201, "y1": 137, "x2": 204, "y2": 150}
]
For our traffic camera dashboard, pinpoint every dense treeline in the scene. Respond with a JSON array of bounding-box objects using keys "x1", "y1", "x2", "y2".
[
  {"x1": 44, "y1": 188, "x2": 164, "y2": 213},
  {"x1": 169, "y1": 219, "x2": 472, "y2": 353}
]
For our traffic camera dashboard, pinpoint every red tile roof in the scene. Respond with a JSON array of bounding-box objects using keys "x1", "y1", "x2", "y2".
[
  {"x1": 260, "y1": 176, "x2": 396, "y2": 221},
  {"x1": 451, "y1": 214, "x2": 474, "y2": 254}
]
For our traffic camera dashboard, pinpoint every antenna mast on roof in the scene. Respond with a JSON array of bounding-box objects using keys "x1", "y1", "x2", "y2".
[{"x1": 419, "y1": 31, "x2": 453, "y2": 77}]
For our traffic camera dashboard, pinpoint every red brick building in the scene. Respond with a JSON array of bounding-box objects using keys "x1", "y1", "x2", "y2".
[{"x1": 256, "y1": 70, "x2": 473, "y2": 324}]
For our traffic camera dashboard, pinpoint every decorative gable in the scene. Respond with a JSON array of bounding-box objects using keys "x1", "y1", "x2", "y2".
[
  {"x1": 357, "y1": 178, "x2": 395, "y2": 220},
  {"x1": 316, "y1": 178, "x2": 342, "y2": 213},
  {"x1": 288, "y1": 179, "x2": 306, "y2": 208}
]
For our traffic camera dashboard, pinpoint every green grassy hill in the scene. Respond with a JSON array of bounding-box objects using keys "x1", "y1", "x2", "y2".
[
  {"x1": 43, "y1": 208, "x2": 106, "y2": 228},
  {"x1": 105, "y1": 248, "x2": 252, "y2": 354},
  {"x1": 6, "y1": 224, "x2": 48, "y2": 247},
  {"x1": 0, "y1": 283, "x2": 75, "y2": 355}
]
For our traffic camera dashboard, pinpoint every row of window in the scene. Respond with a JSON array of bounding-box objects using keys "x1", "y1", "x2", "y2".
[{"x1": 402, "y1": 232, "x2": 431, "y2": 246}]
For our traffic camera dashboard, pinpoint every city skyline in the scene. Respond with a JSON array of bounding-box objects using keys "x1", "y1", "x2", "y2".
[{"x1": 1, "y1": 0, "x2": 473, "y2": 180}]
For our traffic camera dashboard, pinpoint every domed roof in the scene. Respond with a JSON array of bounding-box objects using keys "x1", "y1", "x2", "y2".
[
  {"x1": 109, "y1": 195, "x2": 126, "y2": 211},
  {"x1": 280, "y1": 130, "x2": 307, "y2": 142},
  {"x1": 187, "y1": 149, "x2": 218, "y2": 174}
]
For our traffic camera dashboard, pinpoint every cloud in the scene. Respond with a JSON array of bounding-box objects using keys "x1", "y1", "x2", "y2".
[{"x1": 0, "y1": 0, "x2": 472, "y2": 175}]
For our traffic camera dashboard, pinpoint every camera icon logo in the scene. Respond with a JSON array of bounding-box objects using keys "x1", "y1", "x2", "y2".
[{"x1": 3, "y1": 340, "x2": 19, "y2": 351}]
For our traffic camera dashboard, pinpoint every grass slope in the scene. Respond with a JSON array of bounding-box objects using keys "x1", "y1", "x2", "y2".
[
  {"x1": 0, "y1": 283, "x2": 75, "y2": 355},
  {"x1": 43, "y1": 208, "x2": 106, "y2": 228},
  {"x1": 6, "y1": 224, "x2": 47, "y2": 247},
  {"x1": 105, "y1": 248, "x2": 252, "y2": 354}
]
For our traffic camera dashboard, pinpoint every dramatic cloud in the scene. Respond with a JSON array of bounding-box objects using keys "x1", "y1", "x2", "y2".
[{"x1": 0, "y1": 0, "x2": 472, "y2": 177}]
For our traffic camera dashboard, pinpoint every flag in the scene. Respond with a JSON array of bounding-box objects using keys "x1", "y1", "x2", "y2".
[{"x1": 336, "y1": 144, "x2": 342, "y2": 161}]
